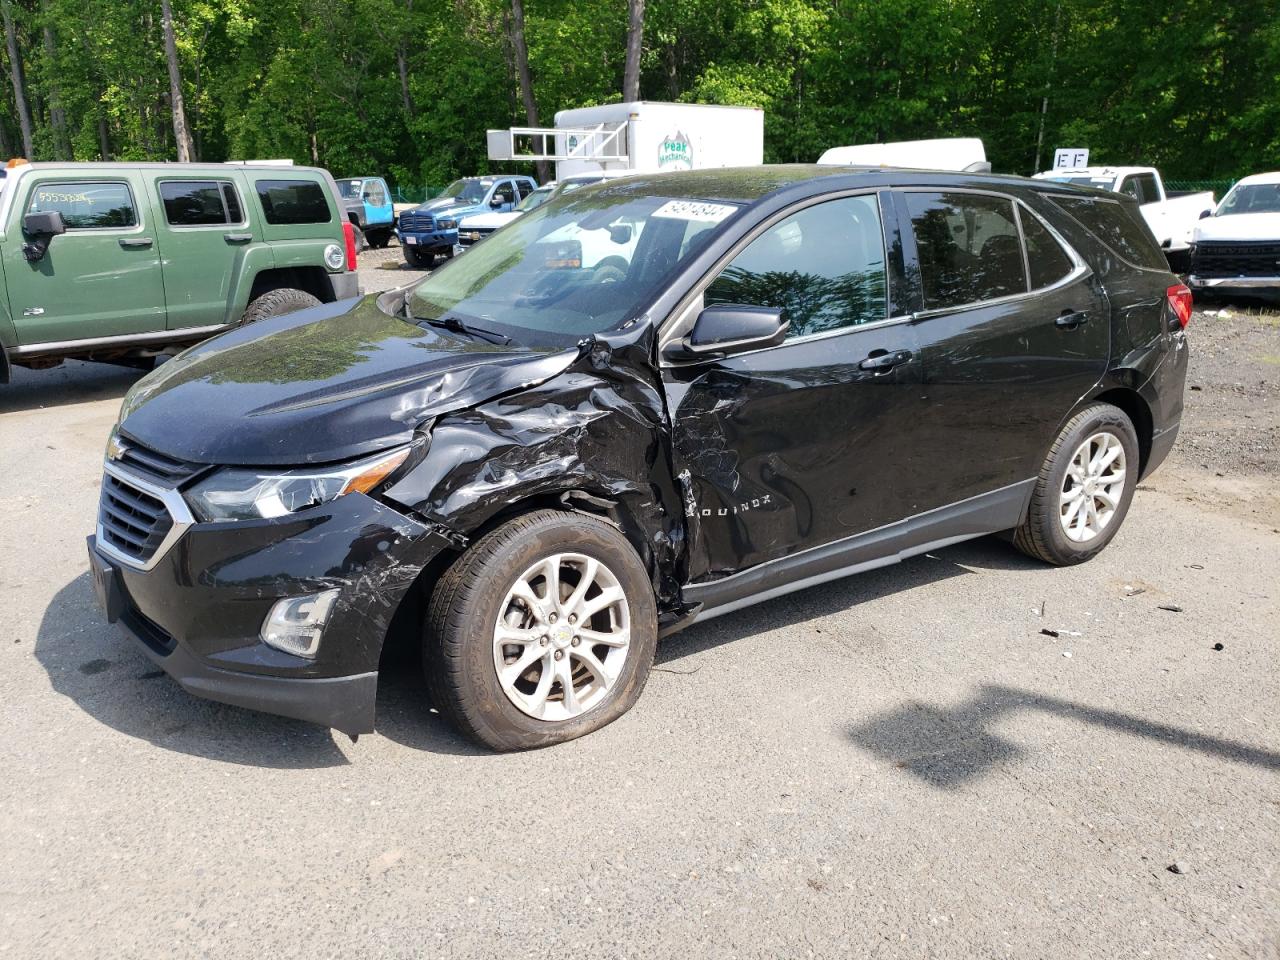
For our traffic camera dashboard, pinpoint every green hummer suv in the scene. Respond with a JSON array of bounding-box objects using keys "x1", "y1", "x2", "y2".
[{"x1": 0, "y1": 162, "x2": 360, "y2": 382}]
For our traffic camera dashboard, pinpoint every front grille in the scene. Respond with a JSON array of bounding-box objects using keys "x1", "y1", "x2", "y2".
[
  {"x1": 1192, "y1": 241, "x2": 1280, "y2": 278},
  {"x1": 99, "y1": 473, "x2": 173, "y2": 564},
  {"x1": 458, "y1": 226, "x2": 494, "y2": 247},
  {"x1": 399, "y1": 213, "x2": 434, "y2": 233},
  {"x1": 114, "y1": 442, "x2": 204, "y2": 486}
]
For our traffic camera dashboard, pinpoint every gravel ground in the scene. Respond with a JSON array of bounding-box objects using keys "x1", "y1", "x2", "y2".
[{"x1": 0, "y1": 290, "x2": 1276, "y2": 959}]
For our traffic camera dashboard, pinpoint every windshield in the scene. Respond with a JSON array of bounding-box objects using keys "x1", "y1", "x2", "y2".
[
  {"x1": 517, "y1": 187, "x2": 553, "y2": 212},
  {"x1": 336, "y1": 179, "x2": 361, "y2": 200},
  {"x1": 403, "y1": 191, "x2": 743, "y2": 346},
  {"x1": 436, "y1": 179, "x2": 489, "y2": 204},
  {"x1": 1217, "y1": 182, "x2": 1280, "y2": 216}
]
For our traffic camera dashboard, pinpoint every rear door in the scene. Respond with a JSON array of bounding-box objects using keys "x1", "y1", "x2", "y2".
[
  {"x1": 894, "y1": 188, "x2": 1109, "y2": 510},
  {"x1": 153, "y1": 174, "x2": 253, "y2": 329},
  {"x1": 3, "y1": 172, "x2": 167, "y2": 344}
]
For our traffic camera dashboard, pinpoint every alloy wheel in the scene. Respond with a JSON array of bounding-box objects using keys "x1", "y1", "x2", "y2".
[
  {"x1": 1059, "y1": 431, "x2": 1127, "y2": 543},
  {"x1": 491, "y1": 553, "x2": 631, "y2": 721}
]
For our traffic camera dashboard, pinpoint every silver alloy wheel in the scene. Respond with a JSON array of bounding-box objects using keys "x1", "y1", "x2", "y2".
[
  {"x1": 491, "y1": 552, "x2": 631, "y2": 721},
  {"x1": 1060, "y1": 431, "x2": 1127, "y2": 543}
]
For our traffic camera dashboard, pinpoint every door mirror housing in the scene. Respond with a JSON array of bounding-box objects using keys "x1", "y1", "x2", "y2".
[
  {"x1": 21, "y1": 210, "x2": 66, "y2": 262},
  {"x1": 665, "y1": 304, "x2": 788, "y2": 360},
  {"x1": 1198, "y1": 208, "x2": 1213, "y2": 220},
  {"x1": 491, "y1": 194, "x2": 511, "y2": 208},
  {"x1": 23, "y1": 210, "x2": 66, "y2": 238}
]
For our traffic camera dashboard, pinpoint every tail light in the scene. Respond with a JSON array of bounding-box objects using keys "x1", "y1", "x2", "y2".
[
  {"x1": 1166, "y1": 283, "x2": 1192, "y2": 329},
  {"x1": 341, "y1": 221, "x2": 358, "y2": 271}
]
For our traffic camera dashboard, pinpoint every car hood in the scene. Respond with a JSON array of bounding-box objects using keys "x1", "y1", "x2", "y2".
[
  {"x1": 411, "y1": 198, "x2": 478, "y2": 218},
  {"x1": 1195, "y1": 212, "x2": 1280, "y2": 242},
  {"x1": 460, "y1": 211, "x2": 520, "y2": 230},
  {"x1": 117, "y1": 294, "x2": 578, "y2": 467}
]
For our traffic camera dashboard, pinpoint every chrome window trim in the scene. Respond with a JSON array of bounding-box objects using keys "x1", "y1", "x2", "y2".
[
  {"x1": 96, "y1": 460, "x2": 195, "y2": 572},
  {"x1": 658, "y1": 187, "x2": 893, "y2": 364}
]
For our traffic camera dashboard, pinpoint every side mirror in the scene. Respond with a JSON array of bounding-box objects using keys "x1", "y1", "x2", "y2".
[
  {"x1": 1198, "y1": 209, "x2": 1213, "y2": 219},
  {"x1": 21, "y1": 210, "x2": 66, "y2": 262},
  {"x1": 664, "y1": 304, "x2": 787, "y2": 361}
]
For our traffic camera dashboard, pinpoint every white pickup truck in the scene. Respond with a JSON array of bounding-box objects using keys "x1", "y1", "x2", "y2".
[
  {"x1": 1033, "y1": 166, "x2": 1214, "y2": 268},
  {"x1": 1188, "y1": 171, "x2": 1280, "y2": 294}
]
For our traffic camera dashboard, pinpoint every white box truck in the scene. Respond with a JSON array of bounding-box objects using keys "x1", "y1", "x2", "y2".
[{"x1": 486, "y1": 101, "x2": 764, "y2": 181}]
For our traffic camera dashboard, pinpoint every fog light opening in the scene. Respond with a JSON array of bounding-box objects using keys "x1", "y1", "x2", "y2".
[{"x1": 261, "y1": 589, "x2": 340, "y2": 659}]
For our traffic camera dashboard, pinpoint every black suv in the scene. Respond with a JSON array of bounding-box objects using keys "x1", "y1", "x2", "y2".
[{"x1": 88, "y1": 166, "x2": 1190, "y2": 750}]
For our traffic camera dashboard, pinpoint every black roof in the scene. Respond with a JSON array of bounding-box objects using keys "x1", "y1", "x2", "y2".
[{"x1": 597, "y1": 163, "x2": 1118, "y2": 205}]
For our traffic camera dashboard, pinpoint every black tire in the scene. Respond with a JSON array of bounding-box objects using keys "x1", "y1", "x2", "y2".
[
  {"x1": 424, "y1": 509, "x2": 658, "y2": 751},
  {"x1": 404, "y1": 245, "x2": 432, "y2": 269},
  {"x1": 350, "y1": 223, "x2": 367, "y2": 252},
  {"x1": 240, "y1": 287, "x2": 322, "y2": 325},
  {"x1": 438, "y1": 246, "x2": 455, "y2": 260},
  {"x1": 368, "y1": 228, "x2": 391, "y2": 249},
  {"x1": 1013, "y1": 403, "x2": 1140, "y2": 566}
]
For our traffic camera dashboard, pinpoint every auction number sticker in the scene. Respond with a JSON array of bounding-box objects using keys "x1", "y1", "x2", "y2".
[{"x1": 651, "y1": 200, "x2": 738, "y2": 223}]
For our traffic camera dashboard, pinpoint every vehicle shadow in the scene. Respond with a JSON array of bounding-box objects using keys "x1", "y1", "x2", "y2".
[
  {"x1": 35, "y1": 574, "x2": 352, "y2": 768},
  {"x1": 847, "y1": 682, "x2": 1280, "y2": 790},
  {"x1": 0, "y1": 360, "x2": 145, "y2": 415}
]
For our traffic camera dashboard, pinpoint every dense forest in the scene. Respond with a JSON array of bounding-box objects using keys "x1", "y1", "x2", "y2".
[{"x1": 0, "y1": 0, "x2": 1276, "y2": 191}]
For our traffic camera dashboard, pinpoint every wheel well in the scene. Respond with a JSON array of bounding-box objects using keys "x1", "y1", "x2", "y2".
[
  {"x1": 378, "y1": 491, "x2": 656, "y2": 669},
  {"x1": 247, "y1": 267, "x2": 336, "y2": 305},
  {"x1": 1092, "y1": 387, "x2": 1153, "y2": 474}
]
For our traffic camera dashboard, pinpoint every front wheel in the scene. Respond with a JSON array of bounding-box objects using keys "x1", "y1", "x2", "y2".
[
  {"x1": 424, "y1": 510, "x2": 657, "y2": 751},
  {"x1": 1013, "y1": 403, "x2": 1139, "y2": 565},
  {"x1": 403, "y1": 245, "x2": 432, "y2": 269},
  {"x1": 240, "y1": 287, "x2": 322, "y2": 325}
]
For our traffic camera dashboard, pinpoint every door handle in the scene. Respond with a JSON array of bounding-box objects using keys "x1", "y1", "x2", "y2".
[
  {"x1": 223, "y1": 233, "x2": 253, "y2": 243},
  {"x1": 1055, "y1": 310, "x2": 1089, "y2": 329},
  {"x1": 118, "y1": 237, "x2": 153, "y2": 249},
  {"x1": 859, "y1": 349, "x2": 913, "y2": 372}
]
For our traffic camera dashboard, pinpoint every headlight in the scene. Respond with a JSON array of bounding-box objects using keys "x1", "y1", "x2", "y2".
[
  {"x1": 437, "y1": 219, "x2": 457, "y2": 229},
  {"x1": 185, "y1": 446, "x2": 411, "y2": 522}
]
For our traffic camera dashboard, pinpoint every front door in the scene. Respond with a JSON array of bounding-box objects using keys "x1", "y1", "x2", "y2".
[
  {"x1": 153, "y1": 176, "x2": 251, "y2": 329},
  {"x1": 663, "y1": 193, "x2": 925, "y2": 583},
  {"x1": 895, "y1": 189, "x2": 1110, "y2": 510},
  {"x1": 4, "y1": 174, "x2": 166, "y2": 344}
]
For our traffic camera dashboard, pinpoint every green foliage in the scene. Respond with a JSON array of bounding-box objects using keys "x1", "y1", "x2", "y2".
[{"x1": 0, "y1": 0, "x2": 1276, "y2": 182}]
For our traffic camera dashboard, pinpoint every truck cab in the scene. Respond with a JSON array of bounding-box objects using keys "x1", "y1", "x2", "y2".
[
  {"x1": 397, "y1": 176, "x2": 537, "y2": 268},
  {"x1": 335, "y1": 176, "x2": 395, "y2": 249},
  {"x1": 0, "y1": 162, "x2": 358, "y2": 383}
]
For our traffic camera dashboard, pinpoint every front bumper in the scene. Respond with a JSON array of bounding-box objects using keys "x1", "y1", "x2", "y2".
[
  {"x1": 87, "y1": 489, "x2": 452, "y2": 735},
  {"x1": 398, "y1": 230, "x2": 458, "y2": 250},
  {"x1": 1188, "y1": 275, "x2": 1280, "y2": 290},
  {"x1": 457, "y1": 228, "x2": 495, "y2": 248}
]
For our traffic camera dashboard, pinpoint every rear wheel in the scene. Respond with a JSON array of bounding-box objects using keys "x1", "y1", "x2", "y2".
[
  {"x1": 350, "y1": 223, "x2": 367, "y2": 252},
  {"x1": 424, "y1": 510, "x2": 657, "y2": 751},
  {"x1": 1013, "y1": 403, "x2": 1139, "y2": 565},
  {"x1": 240, "y1": 287, "x2": 322, "y2": 325},
  {"x1": 368, "y1": 228, "x2": 391, "y2": 249},
  {"x1": 404, "y1": 245, "x2": 432, "y2": 269}
]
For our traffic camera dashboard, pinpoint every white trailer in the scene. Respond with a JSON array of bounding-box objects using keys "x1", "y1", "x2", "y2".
[
  {"x1": 486, "y1": 101, "x2": 764, "y2": 181},
  {"x1": 818, "y1": 138, "x2": 991, "y2": 172}
]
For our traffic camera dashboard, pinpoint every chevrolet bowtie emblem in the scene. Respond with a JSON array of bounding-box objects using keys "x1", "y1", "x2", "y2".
[{"x1": 105, "y1": 433, "x2": 129, "y2": 461}]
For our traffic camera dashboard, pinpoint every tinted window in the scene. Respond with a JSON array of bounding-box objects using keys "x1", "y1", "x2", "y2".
[
  {"x1": 1020, "y1": 207, "x2": 1075, "y2": 289},
  {"x1": 159, "y1": 180, "x2": 242, "y2": 226},
  {"x1": 27, "y1": 181, "x2": 136, "y2": 229},
  {"x1": 517, "y1": 180, "x2": 534, "y2": 199},
  {"x1": 254, "y1": 179, "x2": 332, "y2": 224},
  {"x1": 362, "y1": 179, "x2": 387, "y2": 206},
  {"x1": 222, "y1": 182, "x2": 243, "y2": 222},
  {"x1": 1049, "y1": 195, "x2": 1167, "y2": 270},
  {"x1": 905, "y1": 192, "x2": 1027, "y2": 309},
  {"x1": 705, "y1": 195, "x2": 887, "y2": 339},
  {"x1": 1121, "y1": 174, "x2": 1160, "y2": 205}
]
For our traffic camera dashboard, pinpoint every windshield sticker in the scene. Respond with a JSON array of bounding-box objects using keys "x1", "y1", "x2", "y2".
[{"x1": 651, "y1": 200, "x2": 737, "y2": 223}]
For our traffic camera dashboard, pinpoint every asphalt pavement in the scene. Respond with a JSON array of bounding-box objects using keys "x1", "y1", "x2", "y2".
[{"x1": 0, "y1": 298, "x2": 1276, "y2": 959}]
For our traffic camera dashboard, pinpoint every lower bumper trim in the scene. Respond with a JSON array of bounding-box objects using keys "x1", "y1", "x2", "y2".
[{"x1": 118, "y1": 604, "x2": 378, "y2": 735}]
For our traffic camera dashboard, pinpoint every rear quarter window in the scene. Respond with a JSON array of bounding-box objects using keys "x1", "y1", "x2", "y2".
[
  {"x1": 1048, "y1": 195, "x2": 1167, "y2": 270},
  {"x1": 254, "y1": 179, "x2": 333, "y2": 225}
]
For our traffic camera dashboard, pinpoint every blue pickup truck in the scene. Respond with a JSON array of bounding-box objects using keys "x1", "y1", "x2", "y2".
[
  {"x1": 397, "y1": 175, "x2": 537, "y2": 268},
  {"x1": 336, "y1": 176, "x2": 396, "y2": 249}
]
